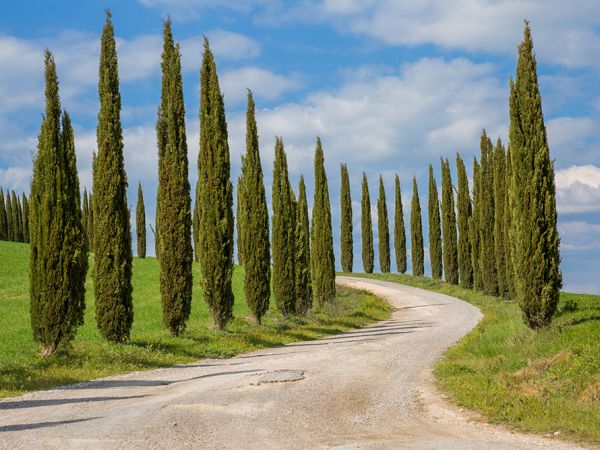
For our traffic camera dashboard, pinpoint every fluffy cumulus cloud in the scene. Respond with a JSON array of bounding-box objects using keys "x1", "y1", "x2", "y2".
[{"x1": 555, "y1": 165, "x2": 600, "y2": 214}]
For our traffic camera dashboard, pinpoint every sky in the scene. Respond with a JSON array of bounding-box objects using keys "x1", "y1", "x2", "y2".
[{"x1": 1, "y1": 0, "x2": 599, "y2": 294}]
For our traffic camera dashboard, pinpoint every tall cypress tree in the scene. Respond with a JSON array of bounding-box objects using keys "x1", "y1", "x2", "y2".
[
  {"x1": 479, "y1": 130, "x2": 498, "y2": 296},
  {"x1": 456, "y1": 154, "x2": 473, "y2": 288},
  {"x1": 470, "y1": 158, "x2": 483, "y2": 290},
  {"x1": 136, "y1": 182, "x2": 146, "y2": 259},
  {"x1": 377, "y1": 175, "x2": 390, "y2": 273},
  {"x1": 6, "y1": 192, "x2": 13, "y2": 241},
  {"x1": 295, "y1": 176, "x2": 312, "y2": 315},
  {"x1": 411, "y1": 176, "x2": 424, "y2": 276},
  {"x1": 340, "y1": 164, "x2": 353, "y2": 273},
  {"x1": 428, "y1": 165, "x2": 442, "y2": 280},
  {"x1": 82, "y1": 189, "x2": 89, "y2": 249},
  {"x1": 197, "y1": 38, "x2": 234, "y2": 329},
  {"x1": 505, "y1": 145, "x2": 516, "y2": 299},
  {"x1": 93, "y1": 11, "x2": 133, "y2": 342},
  {"x1": 441, "y1": 158, "x2": 458, "y2": 284},
  {"x1": 493, "y1": 138, "x2": 508, "y2": 298},
  {"x1": 87, "y1": 191, "x2": 94, "y2": 252},
  {"x1": 21, "y1": 193, "x2": 29, "y2": 243},
  {"x1": 192, "y1": 198, "x2": 200, "y2": 262},
  {"x1": 311, "y1": 137, "x2": 335, "y2": 304},
  {"x1": 156, "y1": 20, "x2": 193, "y2": 336},
  {"x1": 272, "y1": 137, "x2": 295, "y2": 316},
  {"x1": 13, "y1": 192, "x2": 23, "y2": 242},
  {"x1": 509, "y1": 22, "x2": 561, "y2": 328},
  {"x1": 236, "y1": 172, "x2": 246, "y2": 265},
  {"x1": 361, "y1": 173, "x2": 374, "y2": 274},
  {"x1": 393, "y1": 175, "x2": 407, "y2": 274},
  {"x1": 0, "y1": 188, "x2": 6, "y2": 240},
  {"x1": 241, "y1": 91, "x2": 271, "y2": 323},
  {"x1": 29, "y1": 52, "x2": 87, "y2": 356}
]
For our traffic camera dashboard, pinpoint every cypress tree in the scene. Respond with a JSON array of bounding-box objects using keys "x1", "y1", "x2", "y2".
[
  {"x1": 428, "y1": 165, "x2": 442, "y2": 280},
  {"x1": 479, "y1": 130, "x2": 498, "y2": 296},
  {"x1": 509, "y1": 22, "x2": 561, "y2": 328},
  {"x1": 272, "y1": 137, "x2": 295, "y2": 316},
  {"x1": 505, "y1": 146, "x2": 516, "y2": 299},
  {"x1": 136, "y1": 182, "x2": 146, "y2": 258},
  {"x1": 311, "y1": 137, "x2": 336, "y2": 304},
  {"x1": 6, "y1": 192, "x2": 13, "y2": 241},
  {"x1": 236, "y1": 172, "x2": 246, "y2": 265},
  {"x1": 456, "y1": 154, "x2": 473, "y2": 288},
  {"x1": 377, "y1": 175, "x2": 390, "y2": 273},
  {"x1": 192, "y1": 199, "x2": 199, "y2": 262},
  {"x1": 87, "y1": 191, "x2": 94, "y2": 252},
  {"x1": 13, "y1": 192, "x2": 23, "y2": 242},
  {"x1": 410, "y1": 176, "x2": 424, "y2": 276},
  {"x1": 197, "y1": 38, "x2": 234, "y2": 329},
  {"x1": 441, "y1": 158, "x2": 458, "y2": 284},
  {"x1": 29, "y1": 51, "x2": 87, "y2": 356},
  {"x1": 241, "y1": 91, "x2": 271, "y2": 323},
  {"x1": 82, "y1": 189, "x2": 89, "y2": 248},
  {"x1": 156, "y1": 19, "x2": 193, "y2": 336},
  {"x1": 295, "y1": 176, "x2": 312, "y2": 315},
  {"x1": 0, "y1": 188, "x2": 6, "y2": 240},
  {"x1": 470, "y1": 158, "x2": 483, "y2": 290},
  {"x1": 393, "y1": 175, "x2": 407, "y2": 274},
  {"x1": 93, "y1": 11, "x2": 133, "y2": 342},
  {"x1": 493, "y1": 138, "x2": 508, "y2": 298},
  {"x1": 340, "y1": 164, "x2": 353, "y2": 273},
  {"x1": 21, "y1": 193, "x2": 29, "y2": 243},
  {"x1": 361, "y1": 173, "x2": 374, "y2": 273}
]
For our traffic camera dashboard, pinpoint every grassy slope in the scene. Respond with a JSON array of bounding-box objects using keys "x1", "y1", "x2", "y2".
[
  {"x1": 0, "y1": 241, "x2": 390, "y2": 398},
  {"x1": 342, "y1": 272, "x2": 600, "y2": 446}
]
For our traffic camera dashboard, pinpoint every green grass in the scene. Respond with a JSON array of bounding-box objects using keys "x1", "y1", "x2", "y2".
[
  {"x1": 0, "y1": 241, "x2": 390, "y2": 399},
  {"x1": 342, "y1": 272, "x2": 600, "y2": 446}
]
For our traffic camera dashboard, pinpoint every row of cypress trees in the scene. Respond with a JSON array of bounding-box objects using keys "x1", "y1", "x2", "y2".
[{"x1": 0, "y1": 188, "x2": 29, "y2": 243}]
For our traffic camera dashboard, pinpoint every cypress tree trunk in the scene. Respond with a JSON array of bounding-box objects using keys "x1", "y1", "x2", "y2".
[
  {"x1": 236, "y1": 172, "x2": 246, "y2": 265},
  {"x1": 156, "y1": 20, "x2": 193, "y2": 336},
  {"x1": 428, "y1": 165, "x2": 442, "y2": 280},
  {"x1": 479, "y1": 130, "x2": 498, "y2": 296},
  {"x1": 470, "y1": 158, "x2": 483, "y2": 290},
  {"x1": 0, "y1": 188, "x2": 6, "y2": 240},
  {"x1": 311, "y1": 138, "x2": 336, "y2": 304},
  {"x1": 340, "y1": 164, "x2": 353, "y2": 273},
  {"x1": 393, "y1": 175, "x2": 407, "y2": 274},
  {"x1": 377, "y1": 175, "x2": 390, "y2": 273},
  {"x1": 295, "y1": 176, "x2": 312, "y2": 315},
  {"x1": 493, "y1": 138, "x2": 508, "y2": 298},
  {"x1": 136, "y1": 182, "x2": 146, "y2": 259},
  {"x1": 22, "y1": 193, "x2": 29, "y2": 243},
  {"x1": 505, "y1": 146, "x2": 516, "y2": 299},
  {"x1": 509, "y1": 22, "x2": 561, "y2": 328},
  {"x1": 93, "y1": 11, "x2": 133, "y2": 342},
  {"x1": 361, "y1": 173, "x2": 374, "y2": 273},
  {"x1": 456, "y1": 154, "x2": 473, "y2": 288},
  {"x1": 29, "y1": 52, "x2": 87, "y2": 356},
  {"x1": 241, "y1": 91, "x2": 271, "y2": 323},
  {"x1": 441, "y1": 158, "x2": 458, "y2": 284},
  {"x1": 272, "y1": 137, "x2": 295, "y2": 316},
  {"x1": 197, "y1": 38, "x2": 234, "y2": 329},
  {"x1": 82, "y1": 189, "x2": 89, "y2": 250},
  {"x1": 411, "y1": 176, "x2": 424, "y2": 276},
  {"x1": 6, "y1": 192, "x2": 13, "y2": 241}
]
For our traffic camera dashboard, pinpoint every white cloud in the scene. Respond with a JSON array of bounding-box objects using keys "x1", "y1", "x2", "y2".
[
  {"x1": 0, "y1": 166, "x2": 30, "y2": 193},
  {"x1": 556, "y1": 165, "x2": 600, "y2": 214},
  {"x1": 558, "y1": 220, "x2": 600, "y2": 252},
  {"x1": 220, "y1": 67, "x2": 301, "y2": 104}
]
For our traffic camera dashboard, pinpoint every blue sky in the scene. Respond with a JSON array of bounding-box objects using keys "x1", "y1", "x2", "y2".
[{"x1": 1, "y1": 0, "x2": 599, "y2": 293}]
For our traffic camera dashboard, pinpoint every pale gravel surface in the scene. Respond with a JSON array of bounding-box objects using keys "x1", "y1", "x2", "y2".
[{"x1": 0, "y1": 276, "x2": 587, "y2": 449}]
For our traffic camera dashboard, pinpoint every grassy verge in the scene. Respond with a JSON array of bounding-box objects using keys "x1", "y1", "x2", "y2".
[
  {"x1": 0, "y1": 241, "x2": 390, "y2": 399},
  {"x1": 341, "y1": 272, "x2": 600, "y2": 446}
]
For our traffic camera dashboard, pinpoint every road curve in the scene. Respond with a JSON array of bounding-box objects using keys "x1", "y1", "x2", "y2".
[{"x1": 0, "y1": 277, "x2": 585, "y2": 449}]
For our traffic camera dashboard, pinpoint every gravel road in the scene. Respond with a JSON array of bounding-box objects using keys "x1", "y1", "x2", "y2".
[{"x1": 0, "y1": 277, "x2": 586, "y2": 449}]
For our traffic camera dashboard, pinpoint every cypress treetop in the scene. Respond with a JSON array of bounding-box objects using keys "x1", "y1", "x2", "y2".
[
  {"x1": 377, "y1": 175, "x2": 390, "y2": 273},
  {"x1": 361, "y1": 173, "x2": 374, "y2": 274},
  {"x1": 393, "y1": 175, "x2": 407, "y2": 274},
  {"x1": 428, "y1": 165, "x2": 442, "y2": 280},
  {"x1": 340, "y1": 163, "x2": 353, "y2": 273},
  {"x1": 410, "y1": 176, "x2": 424, "y2": 276}
]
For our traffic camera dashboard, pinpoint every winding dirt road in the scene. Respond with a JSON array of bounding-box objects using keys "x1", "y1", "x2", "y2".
[{"x1": 0, "y1": 277, "x2": 585, "y2": 449}]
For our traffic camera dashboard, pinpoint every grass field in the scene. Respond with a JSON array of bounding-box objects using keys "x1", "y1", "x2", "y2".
[
  {"x1": 343, "y1": 272, "x2": 600, "y2": 445},
  {"x1": 0, "y1": 241, "x2": 390, "y2": 399}
]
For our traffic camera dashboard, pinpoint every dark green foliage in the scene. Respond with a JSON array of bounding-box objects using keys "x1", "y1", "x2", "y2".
[
  {"x1": 12, "y1": 192, "x2": 22, "y2": 242},
  {"x1": 0, "y1": 188, "x2": 6, "y2": 240},
  {"x1": 479, "y1": 130, "x2": 498, "y2": 296},
  {"x1": 377, "y1": 175, "x2": 390, "y2": 273},
  {"x1": 470, "y1": 158, "x2": 483, "y2": 290},
  {"x1": 21, "y1": 193, "x2": 29, "y2": 243},
  {"x1": 393, "y1": 175, "x2": 407, "y2": 274},
  {"x1": 340, "y1": 163, "x2": 353, "y2": 273},
  {"x1": 6, "y1": 192, "x2": 13, "y2": 241},
  {"x1": 272, "y1": 137, "x2": 295, "y2": 316},
  {"x1": 87, "y1": 190, "x2": 94, "y2": 252},
  {"x1": 456, "y1": 154, "x2": 473, "y2": 288},
  {"x1": 192, "y1": 196, "x2": 199, "y2": 262},
  {"x1": 441, "y1": 158, "x2": 458, "y2": 284},
  {"x1": 508, "y1": 23, "x2": 561, "y2": 328},
  {"x1": 493, "y1": 139, "x2": 508, "y2": 298},
  {"x1": 82, "y1": 189, "x2": 89, "y2": 249},
  {"x1": 156, "y1": 20, "x2": 193, "y2": 336},
  {"x1": 136, "y1": 182, "x2": 146, "y2": 259},
  {"x1": 505, "y1": 146, "x2": 516, "y2": 299},
  {"x1": 361, "y1": 173, "x2": 373, "y2": 273},
  {"x1": 93, "y1": 11, "x2": 133, "y2": 343},
  {"x1": 241, "y1": 91, "x2": 271, "y2": 323},
  {"x1": 410, "y1": 176, "x2": 424, "y2": 276},
  {"x1": 29, "y1": 52, "x2": 88, "y2": 356},
  {"x1": 236, "y1": 173, "x2": 246, "y2": 265},
  {"x1": 311, "y1": 138, "x2": 336, "y2": 304},
  {"x1": 295, "y1": 176, "x2": 312, "y2": 315},
  {"x1": 428, "y1": 165, "x2": 442, "y2": 280},
  {"x1": 197, "y1": 38, "x2": 234, "y2": 329}
]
